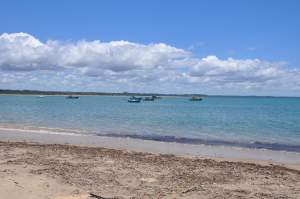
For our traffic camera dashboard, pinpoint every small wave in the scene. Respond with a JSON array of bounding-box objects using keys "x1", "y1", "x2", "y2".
[
  {"x1": 0, "y1": 126, "x2": 87, "y2": 137},
  {"x1": 96, "y1": 133, "x2": 300, "y2": 153}
]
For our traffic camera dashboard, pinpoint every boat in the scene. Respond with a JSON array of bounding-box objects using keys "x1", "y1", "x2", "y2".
[
  {"x1": 128, "y1": 96, "x2": 142, "y2": 103},
  {"x1": 143, "y1": 96, "x2": 155, "y2": 101},
  {"x1": 152, "y1": 95, "x2": 161, "y2": 100},
  {"x1": 37, "y1": 95, "x2": 45, "y2": 98},
  {"x1": 66, "y1": 95, "x2": 79, "y2": 99},
  {"x1": 189, "y1": 96, "x2": 203, "y2": 101},
  {"x1": 143, "y1": 95, "x2": 161, "y2": 101}
]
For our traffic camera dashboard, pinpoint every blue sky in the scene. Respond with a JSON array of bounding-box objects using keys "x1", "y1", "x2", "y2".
[{"x1": 0, "y1": 0, "x2": 300, "y2": 96}]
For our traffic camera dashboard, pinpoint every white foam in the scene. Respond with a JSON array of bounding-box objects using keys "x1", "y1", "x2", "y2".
[{"x1": 0, "y1": 127, "x2": 85, "y2": 137}]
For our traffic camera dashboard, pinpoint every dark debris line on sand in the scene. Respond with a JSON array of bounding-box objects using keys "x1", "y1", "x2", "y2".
[{"x1": 90, "y1": 193, "x2": 114, "y2": 199}]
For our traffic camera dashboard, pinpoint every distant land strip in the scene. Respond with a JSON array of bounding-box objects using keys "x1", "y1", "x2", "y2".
[
  {"x1": 0, "y1": 89, "x2": 299, "y2": 98},
  {"x1": 0, "y1": 89, "x2": 206, "y2": 97}
]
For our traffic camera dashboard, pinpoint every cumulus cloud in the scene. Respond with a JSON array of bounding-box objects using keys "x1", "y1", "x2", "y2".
[
  {"x1": 189, "y1": 56, "x2": 286, "y2": 83},
  {"x1": 0, "y1": 32, "x2": 299, "y2": 96},
  {"x1": 0, "y1": 32, "x2": 189, "y2": 72},
  {"x1": 0, "y1": 33, "x2": 53, "y2": 71}
]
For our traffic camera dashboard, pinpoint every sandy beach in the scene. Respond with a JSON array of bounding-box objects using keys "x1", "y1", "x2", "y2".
[
  {"x1": 2, "y1": 0, "x2": 300, "y2": 198},
  {"x1": 1, "y1": 140, "x2": 300, "y2": 199}
]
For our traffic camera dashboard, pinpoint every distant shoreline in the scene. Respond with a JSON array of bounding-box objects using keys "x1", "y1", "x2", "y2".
[
  {"x1": 0, "y1": 89, "x2": 299, "y2": 98},
  {"x1": 0, "y1": 89, "x2": 206, "y2": 97}
]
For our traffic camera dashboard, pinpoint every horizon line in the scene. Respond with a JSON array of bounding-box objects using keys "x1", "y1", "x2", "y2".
[{"x1": 0, "y1": 89, "x2": 299, "y2": 98}]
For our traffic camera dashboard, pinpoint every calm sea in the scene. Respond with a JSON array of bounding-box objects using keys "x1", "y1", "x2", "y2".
[{"x1": 0, "y1": 95, "x2": 300, "y2": 152}]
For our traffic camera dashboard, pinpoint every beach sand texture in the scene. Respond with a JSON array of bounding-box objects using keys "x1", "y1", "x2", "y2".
[{"x1": 0, "y1": 141, "x2": 300, "y2": 199}]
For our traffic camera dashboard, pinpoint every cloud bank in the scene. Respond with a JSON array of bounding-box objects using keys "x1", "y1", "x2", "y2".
[{"x1": 0, "y1": 32, "x2": 299, "y2": 96}]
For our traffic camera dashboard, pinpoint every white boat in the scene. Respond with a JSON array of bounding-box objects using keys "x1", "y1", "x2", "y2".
[{"x1": 128, "y1": 96, "x2": 142, "y2": 103}]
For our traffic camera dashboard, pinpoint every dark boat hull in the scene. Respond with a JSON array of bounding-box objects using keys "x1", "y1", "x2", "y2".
[
  {"x1": 66, "y1": 96, "x2": 79, "y2": 99},
  {"x1": 189, "y1": 98, "x2": 202, "y2": 101}
]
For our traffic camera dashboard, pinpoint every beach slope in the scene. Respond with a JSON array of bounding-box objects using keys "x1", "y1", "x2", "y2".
[{"x1": 0, "y1": 141, "x2": 300, "y2": 199}]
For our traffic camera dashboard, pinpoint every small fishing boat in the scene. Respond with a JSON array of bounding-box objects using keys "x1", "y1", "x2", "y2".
[
  {"x1": 128, "y1": 96, "x2": 142, "y2": 103},
  {"x1": 66, "y1": 95, "x2": 79, "y2": 99},
  {"x1": 143, "y1": 95, "x2": 161, "y2": 101},
  {"x1": 152, "y1": 95, "x2": 161, "y2": 100},
  {"x1": 189, "y1": 96, "x2": 203, "y2": 101},
  {"x1": 143, "y1": 96, "x2": 155, "y2": 101},
  {"x1": 37, "y1": 95, "x2": 45, "y2": 98}
]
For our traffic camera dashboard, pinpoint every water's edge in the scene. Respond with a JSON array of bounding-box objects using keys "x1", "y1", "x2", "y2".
[
  {"x1": 1, "y1": 126, "x2": 300, "y2": 153},
  {"x1": 1, "y1": 127, "x2": 300, "y2": 165},
  {"x1": 97, "y1": 133, "x2": 300, "y2": 152}
]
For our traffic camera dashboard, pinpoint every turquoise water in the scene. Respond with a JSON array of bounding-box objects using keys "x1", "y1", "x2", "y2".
[{"x1": 0, "y1": 95, "x2": 300, "y2": 151}]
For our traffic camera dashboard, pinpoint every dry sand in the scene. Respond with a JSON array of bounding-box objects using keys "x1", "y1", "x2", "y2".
[{"x1": 0, "y1": 141, "x2": 300, "y2": 199}]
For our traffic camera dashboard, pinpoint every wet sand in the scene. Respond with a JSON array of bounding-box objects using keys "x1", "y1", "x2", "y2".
[
  {"x1": 1, "y1": 128, "x2": 300, "y2": 165},
  {"x1": 1, "y1": 140, "x2": 300, "y2": 199}
]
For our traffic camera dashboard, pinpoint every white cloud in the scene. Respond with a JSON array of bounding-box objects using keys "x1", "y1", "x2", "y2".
[
  {"x1": 0, "y1": 32, "x2": 189, "y2": 72},
  {"x1": 0, "y1": 32, "x2": 299, "y2": 96},
  {"x1": 0, "y1": 33, "x2": 55, "y2": 71},
  {"x1": 189, "y1": 56, "x2": 286, "y2": 83}
]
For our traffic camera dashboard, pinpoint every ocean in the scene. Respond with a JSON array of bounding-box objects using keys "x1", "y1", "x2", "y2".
[{"x1": 0, "y1": 95, "x2": 300, "y2": 152}]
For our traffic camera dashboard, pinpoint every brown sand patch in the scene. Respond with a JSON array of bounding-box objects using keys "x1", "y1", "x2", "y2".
[{"x1": 54, "y1": 195, "x2": 89, "y2": 199}]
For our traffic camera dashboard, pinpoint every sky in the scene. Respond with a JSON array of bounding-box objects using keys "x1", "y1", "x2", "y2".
[{"x1": 0, "y1": 0, "x2": 300, "y2": 96}]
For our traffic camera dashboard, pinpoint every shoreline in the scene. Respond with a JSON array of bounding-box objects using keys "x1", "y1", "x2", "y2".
[
  {"x1": 1, "y1": 128, "x2": 300, "y2": 167},
  {"x1": 1, "y1": 125, "x2": 300, "y2": 153}
]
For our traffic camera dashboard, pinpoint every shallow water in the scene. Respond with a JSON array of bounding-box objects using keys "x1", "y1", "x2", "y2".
[{"x1": 0, "y1": 95, "x2": 300, "y2": 151}]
